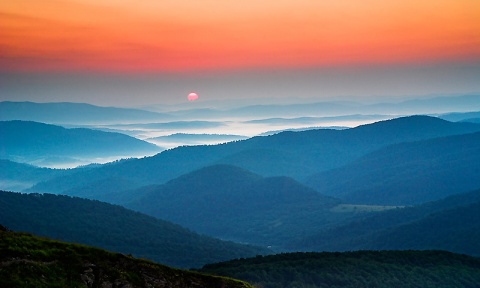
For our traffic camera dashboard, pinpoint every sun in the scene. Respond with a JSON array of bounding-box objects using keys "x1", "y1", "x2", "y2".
[{"x1": 187, "y1": 92, "x2": 199, "y2": 101}]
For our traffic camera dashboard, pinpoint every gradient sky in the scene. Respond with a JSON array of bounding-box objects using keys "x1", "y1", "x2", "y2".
[{"x1": 1, "y1": 0, "x2": 480, "y2": 105}]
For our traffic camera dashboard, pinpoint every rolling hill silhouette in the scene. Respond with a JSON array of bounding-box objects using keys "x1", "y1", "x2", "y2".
[
  {"x1": 304, "y1": 131, "x2": 480, "y2": 205},
  {"x1": 126, "y1": 164, "x2": 342, "y2": 247},
  {"x1": 289, "y1": 188, "x2": 480, "y2": 256},
  {"x1": 0, "y1": 101, "x2": 171, "y2": 124},
  {"x1": 27, "y1": 116, "x2": 480, "y2": 195},
  {"x1": 0, "y1": 120, "x2": 161, "y2": 166},
  {"x1": 0, "y1": 190, "x2": 269, "y2": 268}
]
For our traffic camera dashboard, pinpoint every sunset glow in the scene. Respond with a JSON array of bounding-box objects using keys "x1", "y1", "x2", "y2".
[{"x1": 1, "y1": 0, "x2": 479, "y2": 73}]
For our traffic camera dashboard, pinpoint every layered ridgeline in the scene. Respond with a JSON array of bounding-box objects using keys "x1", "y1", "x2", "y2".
[
  {"x1": 287, "y1": 188, "x2": 480, "y2": 255},
  {"x1": 0, "y1": 191, "x2": 269, "y2": 268},
  {"x1": 0, "y1": 228, "x2": 252, "y2": 288},
  {"x1": 0, "y1": 101, "x2": 171, "y2": 124},
  {"x1": 0, "y1": 159, "x2": 69, "y2": 191},
  {"x1": 26, "y1": 116, "x2": 480, "y2": 196},
  {"x1": 438, "y1": 111, "x2": 480, "y2": 122},
  {"x1": 125, "y1": 165, "x2": 344, "y2": 247},
  {"x1": 304, "y1": 131, "x2": 480, "y2": 205},
  {"x1": 0, "y1": 121, "x2": 161, "y2": 166},
  {"x1": 198, "y1": 251, "x2": 480, "y2": 288},
  {"x1": 0, "y1": 158, "x2": 126, "y2": 192},
  {"x1": 68, "y1": 165, "x2": 480, "y2": 254},
  {"x1": 4, "y1": 96, "x2": 478, "y2": 123}
]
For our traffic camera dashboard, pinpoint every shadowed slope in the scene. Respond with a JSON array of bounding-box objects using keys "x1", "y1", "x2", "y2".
[
  {"x1": 198, "y1": 250, "x2": 480, "y2": 288},
  {"x1": 126, "y1": 165, "x2": 342, "y2": 247},
  {"x1": 0, "y1": 190, "x2": 269, "y2": 268},
  {"x1": 305, "y1": 131, "x2": 480, "y2": 205}
]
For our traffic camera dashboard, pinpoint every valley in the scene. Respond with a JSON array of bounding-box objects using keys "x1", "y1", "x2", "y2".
[{"x1": 1, "y1": 96, "x2": 480, "y2": 287}]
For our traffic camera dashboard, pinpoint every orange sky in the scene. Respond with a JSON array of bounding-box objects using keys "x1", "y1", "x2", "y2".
[{"x1": 1, "y1": 0, "x2": 479, "y2": 72}]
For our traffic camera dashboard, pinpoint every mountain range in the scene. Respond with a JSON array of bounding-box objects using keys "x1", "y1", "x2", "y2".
[
  {"x1": 147, "y1": 133, "x2": 248, "y2": 146},
  {"x1": 2, "y1": 112, "x2": 480, "y2": 265},
  {"x1": 0, "y1": 101, "x2": 170, "y2": 124},
  {"x1": 30, "y1": 161, "x2": 480, "y2": 253},
  {"x1": 2, "y1": 95, "x2": 479, "y2": 124},
  {"x1": 0, "y1": 120, "x2": 161, "y2": 167},
  {"x1": 305, "y1": 131, "x2": 480, "y2": 205},
  {"x1": 24, "y1": 115, "x2": 480, "y2": 196},
  {"x1": 170, "y1": 94, "x2": 480, "y2": 118}
]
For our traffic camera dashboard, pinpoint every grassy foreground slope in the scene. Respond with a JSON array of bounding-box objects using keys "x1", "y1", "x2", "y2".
[
  {"x1": 0, "y1": 228, "x2": 252, "y2": 288},
  {"x1": 199, "y1": 251, "x2": 480, "y2": 288}
]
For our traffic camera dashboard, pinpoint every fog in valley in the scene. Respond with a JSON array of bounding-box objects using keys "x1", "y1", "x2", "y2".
[{"x1": 2, "y1": 94, "x2": 479, "y2": 169}]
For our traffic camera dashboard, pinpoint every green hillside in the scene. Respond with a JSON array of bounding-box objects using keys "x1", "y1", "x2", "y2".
[
  {"x1": 0, "y1": 228, "x2": 252, "y2": 288},
  {"x1": 198, "y1": 250, "x2": 480, "y2": 288},
  {"x1": 0, "y1": 191, "x2": 269, "y2": 268}
]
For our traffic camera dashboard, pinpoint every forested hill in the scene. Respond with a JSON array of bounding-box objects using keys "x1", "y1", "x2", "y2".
[
  {"x1": 0, "y1": 229, "x2": 253, "y2": 288},
  {"x1": 287, "y1": 188, "x2": 480, "y2": 255},
  {"x1": 0, "y1": 190, "x2": 269, "y2": 268},
  {"x1": 304, "y1": 131, "x2": 480, "y2": 205},
  {"x1": 126, "y1": 164, "x2": 342, "y2": 246},
  {"x1": 28, "y1": 115, "x2": 480, "y2": 195},
  {"x1": 199, "y1": 250, "x2": 480, "y2": 288}
]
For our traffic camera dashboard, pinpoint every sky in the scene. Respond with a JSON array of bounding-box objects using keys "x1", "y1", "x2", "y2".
[{"x1": 1, "y1": 0, "x2": 480, "y2": 106}]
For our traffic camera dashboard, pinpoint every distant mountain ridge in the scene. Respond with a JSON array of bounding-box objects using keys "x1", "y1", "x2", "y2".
[
  {"x1": 437, "y1": 111, "x2": 480, "y2": 125},
  {"x1": 0, "y1": 101, "x2": 172, "y2": 124},
  {"x1": 148, "y1": 133, "x2": 248, "y2": 143},
  {"x1": 0, "y1": 120, "x2": 161, "y2": 166},
  {"x1": 222, "y1": 95, "x2": 480, "y2": 117},
  {"x1": 0, "y1": 159, "x2": 73, "y2": 191},
  {"x1": 2, "y1": 95, "x2": 478, "y2": 124},
  {"x1": 439, "y1": 111, "x2": 480, "y2": 122},
  {"x1": 244, "y1": 114, "x2": 389, "y2": 125}
]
